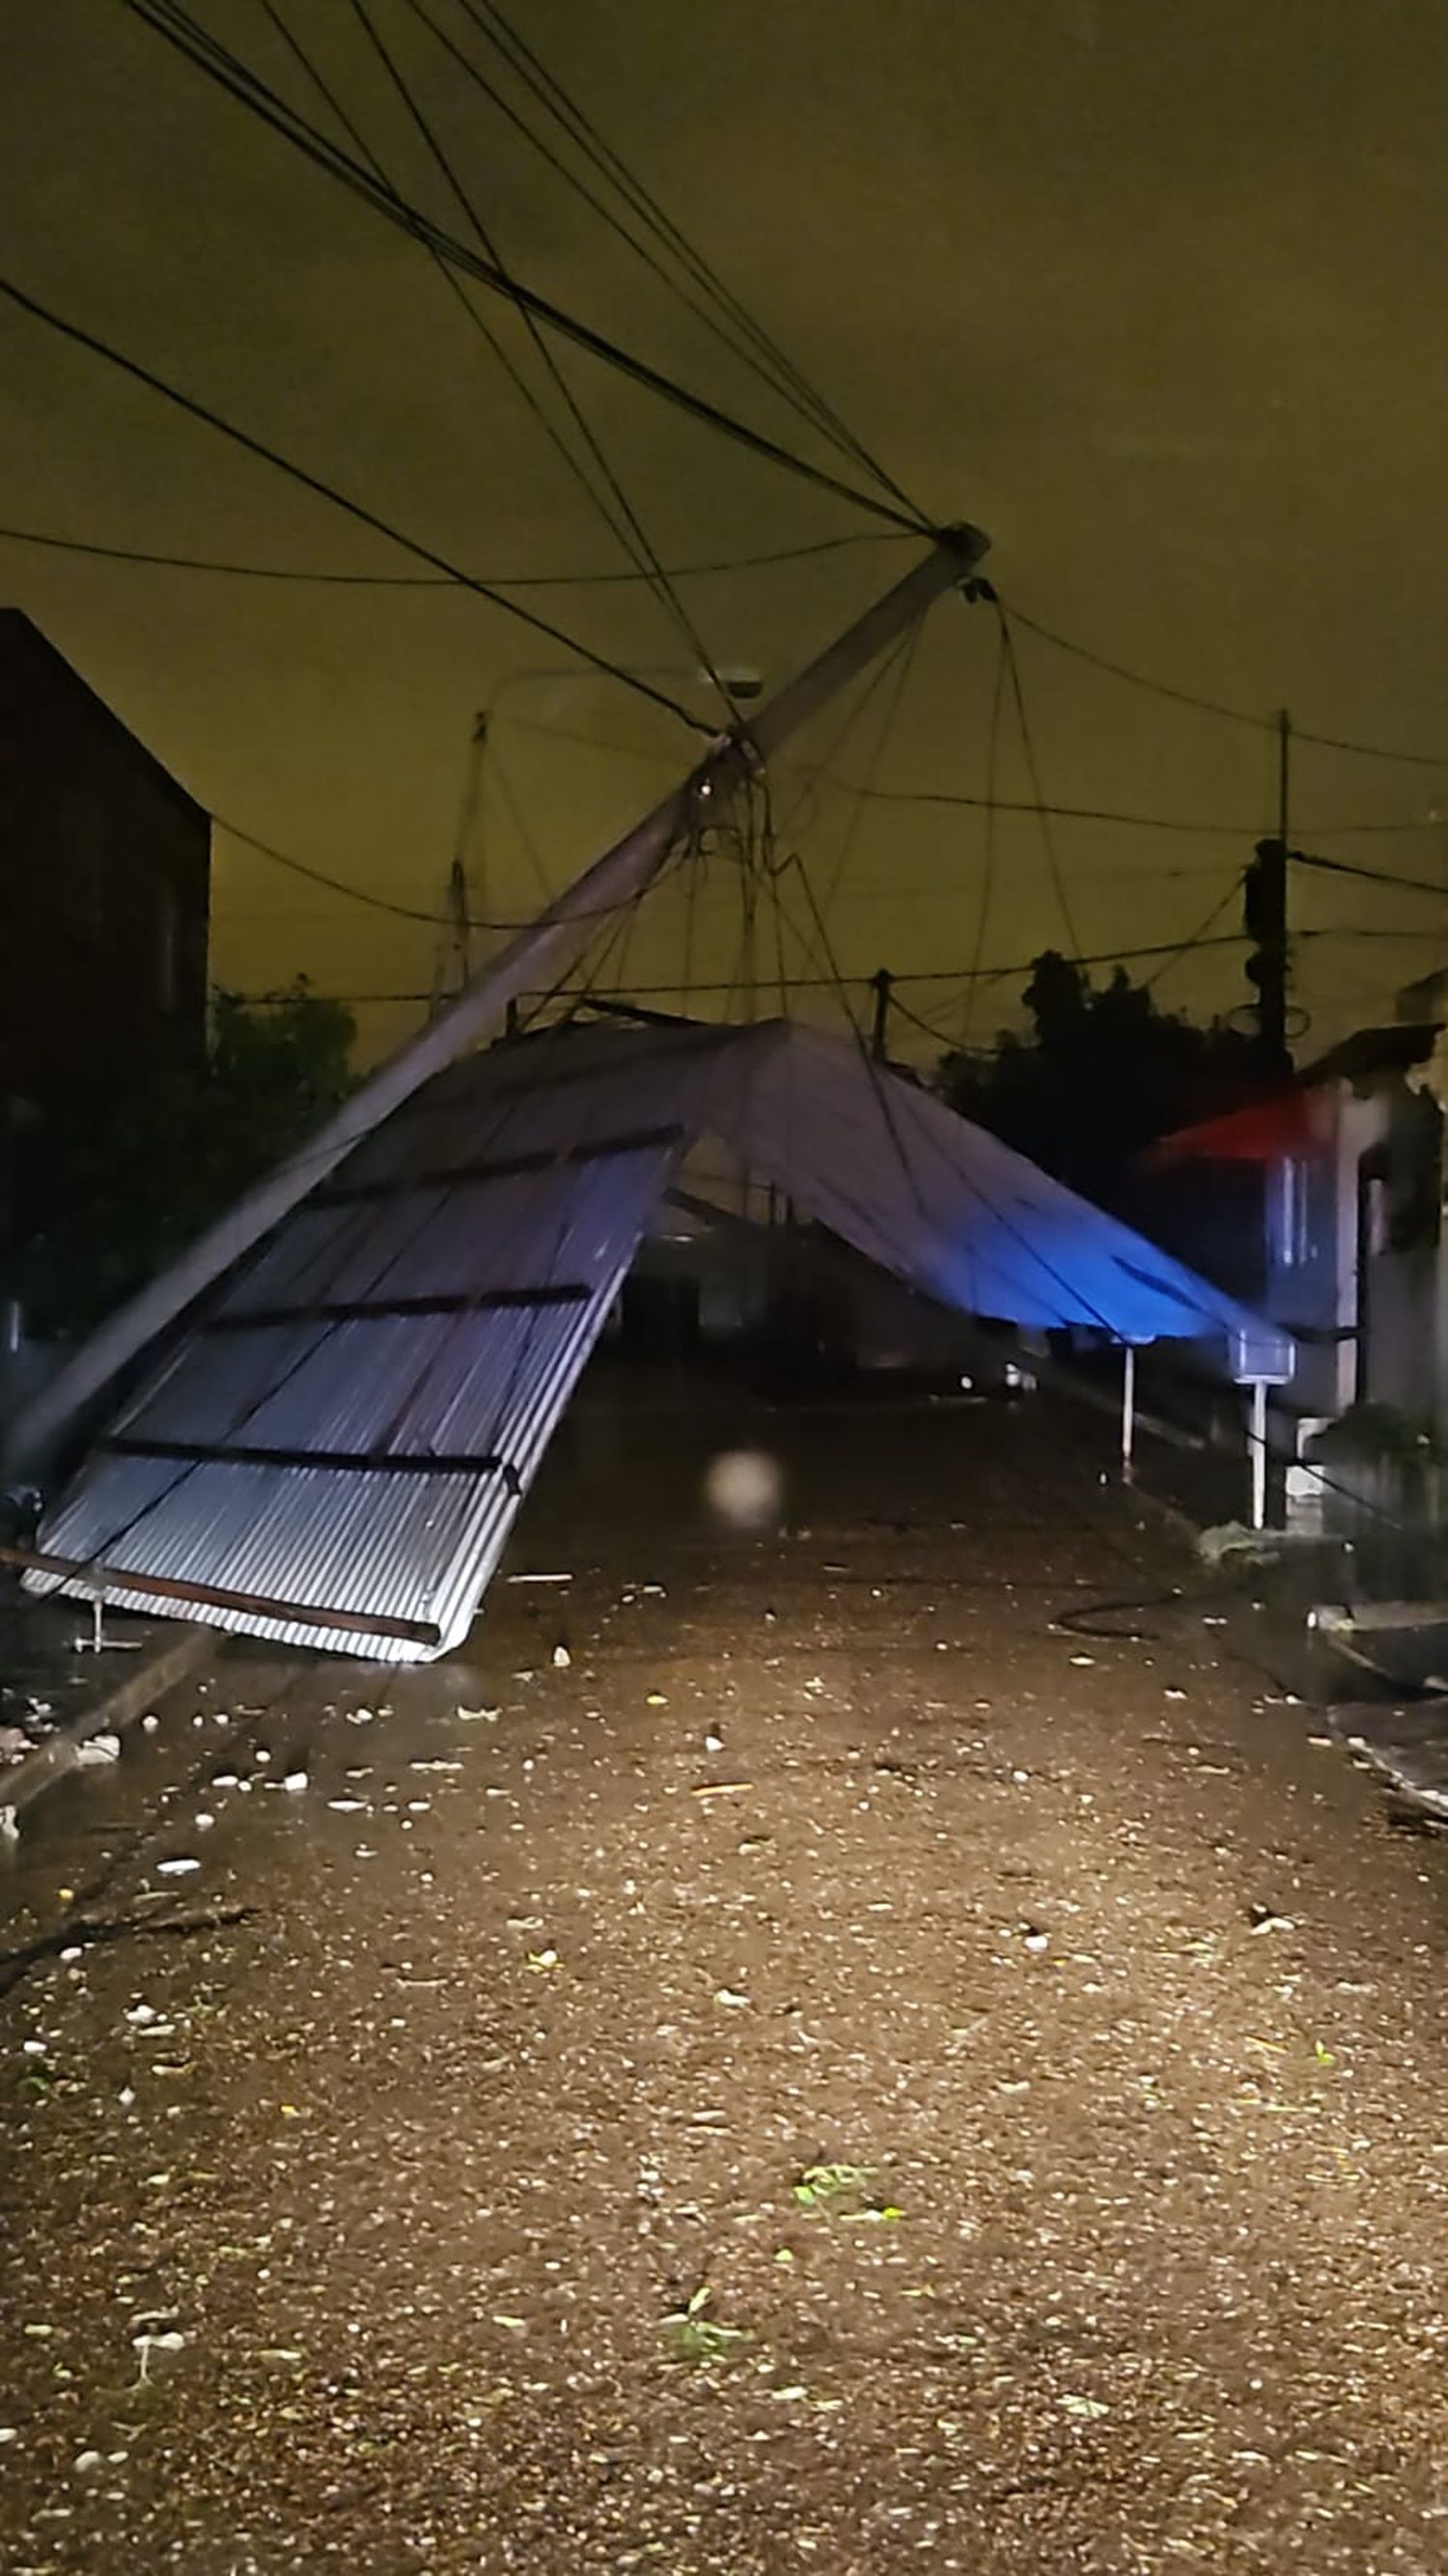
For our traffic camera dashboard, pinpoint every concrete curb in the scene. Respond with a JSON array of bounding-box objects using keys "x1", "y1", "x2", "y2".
[{"x1": 1, "y1": 1623, "x2": 216, "y2": 1822}]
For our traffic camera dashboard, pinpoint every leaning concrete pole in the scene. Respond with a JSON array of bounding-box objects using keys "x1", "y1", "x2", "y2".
[{"x1": 5, "y1": 523, "x2": 988, "y2": 1477}]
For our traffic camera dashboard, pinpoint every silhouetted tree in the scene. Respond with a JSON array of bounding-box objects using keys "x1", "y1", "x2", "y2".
[
  {"x1": 11, "y1": 980, "x2": 356, "y2": 1337},
  {"x1": 938, "y1": 950, "x2": 1267, "y2": 1210}
]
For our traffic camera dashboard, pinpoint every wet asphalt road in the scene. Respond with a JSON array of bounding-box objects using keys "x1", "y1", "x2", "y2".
[{"x1": 1, "y1": 1383, "x2": 1447, "y2": 2574}]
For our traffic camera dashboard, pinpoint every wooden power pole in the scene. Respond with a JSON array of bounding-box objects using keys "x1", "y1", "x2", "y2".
[{"x1": 1242, "y1": 708, "x2": 1292, "y2": 1074}]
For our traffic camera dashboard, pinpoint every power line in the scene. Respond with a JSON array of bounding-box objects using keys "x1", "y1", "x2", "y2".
[
  {"x1": 1308, "y1": 818, "x2": 1448, "y2": 837},
  {"x1": 480, "y1": 735, "x2": 555, "y2": 910},
  {"x1": 845, "y1": 777, "x2": 1252, "y2": 829},
  {"x1": 1301, "y1": 920, "x2": 1448, "y2": 940},
  {"x1": 1009, "y1": 601, "x2": 1448, "y2": 772},
  {"x1": 453, "y1": 0, "x2": 924, "y2": 518},
  {"x1": 219, "y1": 791, "x2": 1448, "y2": 941},
  {"x1": 234, "y1": 934, "x2": 1256, "y2": 1008},
  {"x1": 995, "y1": 604, "x2": 1080, "y2": 958},
  {"x1": 887, "y1": 988, "x2": 977, "y2": 1053},
  {"x1": 844, "y1": 780, "x2": 1251, "y2": 830},
  {"x1": 497, "y1": 710, "x2": 675, "y2": 764},
  {"x1": 0, "y1": 268, "x2": 710, "y2": 732},
  {"x1": 819, "y1": 624, "x2": 923, "y2": 912},
  {"x1": 1142, "y1": 876, "x2": 1245, "y2": 992},
  {"x1": 822, "y1": 773, "x2": 1448, "y2": 845},
  {"x1": 258, "y1": 0, "x2": 689, "y2": 644},
  {"x1": 961, "y1": 624, "x2": 1008, "y2": 1044},
  {"x1": 768, "y1": 852, "x2": 883, "y2": 1066},
  {"x1": 343, "y1": 0, "x2": 738, "y2": 717},
  {"x1": 1290, "y1": 848, "x2": 1448, "y2": 901},
  {"x1": 98, "y1": 12, "x2": 1448, "y2": 797},
  {"x1": 404, "y1": 0, "x2": 910, "y2": 507},
  {"x1": 118, "y1": 0, "x2": 932, "y2": 536},
  {"x1": 480, "y1": 711, "x2": 1448, "y2": 852},
  {"x1": 217, "y1": 813, "x2": 641, "y2": 929},
  {"x1": 768, "y1": 641, "x2": 930, "y2": 852},
  {"x1": 962, "y1": 931, "x2": 1247, "y2": 984},
  {"x1": 453, "y1": 3, "x2": 799, "y2": 428},
  {"x1": 224, "y1": 806, "x2": 1445, "y2": 963},
  {"x1": 0, "y1": 518, "x2": 907, "y2": 588}
]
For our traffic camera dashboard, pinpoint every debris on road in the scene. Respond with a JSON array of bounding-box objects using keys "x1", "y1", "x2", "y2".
[
  {"x1": 2, "y1": 1398, "x2": 1446, "y2": 2572},
  {"x1": 72, "y1": 1732, "x2": 121, "y2": 1768}
]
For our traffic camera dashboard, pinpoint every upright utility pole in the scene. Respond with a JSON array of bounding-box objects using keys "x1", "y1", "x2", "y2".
[
  {"x1": 7, "y1": 525, "x2": 989, "y2": 1474},
  {"x1": 431, "y1": 713, "x2": 488, "y2": 1020},
  {"x1": 1242, "y1": 707, "x2": 1292, "y2": 1075},
  {"x1": 870, "y1": 966, "x2": 894, "y2": 1060}
]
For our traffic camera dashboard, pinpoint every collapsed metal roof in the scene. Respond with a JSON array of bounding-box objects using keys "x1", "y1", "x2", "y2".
[{"x1": 24, "y1": 1017, "x2": 1285, "y2": 1662}]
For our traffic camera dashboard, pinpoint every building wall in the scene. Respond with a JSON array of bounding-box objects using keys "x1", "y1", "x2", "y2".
[
  {"x1": 0, "y1": 613, "x2": 209, "y2": 1114},
  {"x1": 1363, "y1": 1241, "x2": 1438, "y2": 1414},
  {"x1": 1358, "y1": 1079, "x2": 1444, "y2": 1420},
  {"x1": 1259, "y1": 1093, "x2": 1383, "y2": 1419},
  {"x1": 1260, "y1": 1081, "x2": 1448, "y2": 1427}
]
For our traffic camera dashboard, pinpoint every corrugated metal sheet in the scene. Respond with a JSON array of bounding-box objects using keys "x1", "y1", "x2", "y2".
[
  {"x1": 26, "y1": 1014, "x2": 1283, "y2": 1661},
  {"x1": 707, "y1": 1023, "x2": 1273, "y2": 1343},
  {"x1": 26, "y1": 1020, "x2": 741, "y2": 1662}
]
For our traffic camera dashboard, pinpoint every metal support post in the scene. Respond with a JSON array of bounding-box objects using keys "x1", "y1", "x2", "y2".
[
  {"x1": 1249, "y1": 1380, "x2": 1268, "y2": 1529},
  {"x1": 1120, "y1": 1342, "x2": 1136, "y2": 1480}
]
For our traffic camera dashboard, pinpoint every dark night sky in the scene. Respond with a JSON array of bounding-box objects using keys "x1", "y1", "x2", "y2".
[{"x1": 3, "y1": 0, "x2": 1447, "y2": 1065}]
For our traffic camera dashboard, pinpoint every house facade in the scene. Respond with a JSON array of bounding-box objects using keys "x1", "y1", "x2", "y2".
[
  {"x1": 0, "y1": 611, "x2": 210, "y2": 1119},
  {"x1": 1157, "y1": 1001, "x2": 1448, "y2": 1431}
]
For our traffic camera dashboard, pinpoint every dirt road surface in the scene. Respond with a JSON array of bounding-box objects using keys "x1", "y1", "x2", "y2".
[{"x1": 2, "y1": 1387, "x2": 1446, "y2": 2573}]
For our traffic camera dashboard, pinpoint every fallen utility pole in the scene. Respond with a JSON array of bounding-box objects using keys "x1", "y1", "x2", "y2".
[{"x1": 6, "y1": 524, "x2": 989, "y2": 1478}]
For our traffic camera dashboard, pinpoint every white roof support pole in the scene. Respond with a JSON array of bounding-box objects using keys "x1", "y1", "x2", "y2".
[
  {"x1": 1120, "y1": 1342, "x2": 1136, "y2": 1482},
  {"x1": 1248, "y1": 1380, "x2": 1269, "y2": 1530},
  {"x1": 6, "y1": 524, "x2": 988, "y2": 1476}
]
